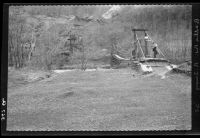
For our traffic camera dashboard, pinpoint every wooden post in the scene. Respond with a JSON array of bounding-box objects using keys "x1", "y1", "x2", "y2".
[
  {"x1": 132, "y1": 28, "x2": 149, "y2": 59},
  {"x1": 133, "y1": 30, "x2": 138, "y2": 59},
  {"x1": 144, "y1": 31, "x2": 148, "y2": 57}
]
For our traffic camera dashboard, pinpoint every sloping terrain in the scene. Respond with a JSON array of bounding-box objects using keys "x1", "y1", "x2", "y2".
[{"x1": 7, "y1": 68, "x2": 191, "y2": 131}]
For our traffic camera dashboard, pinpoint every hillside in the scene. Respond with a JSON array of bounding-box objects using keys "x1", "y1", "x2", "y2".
[{"x1": 8, "y1": 5, "x2": 191, "y2": 70}]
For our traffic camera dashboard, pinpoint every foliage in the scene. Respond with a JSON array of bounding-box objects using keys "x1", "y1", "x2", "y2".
[{"x1": 8, "y1": 5, "x2": 192, "y2": 70}]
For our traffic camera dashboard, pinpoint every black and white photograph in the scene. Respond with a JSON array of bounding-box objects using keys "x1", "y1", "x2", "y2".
[{"x1": 5, "y1": 4, "x2": 192, "y2": 131}]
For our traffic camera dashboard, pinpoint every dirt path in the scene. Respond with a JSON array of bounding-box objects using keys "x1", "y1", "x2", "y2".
[{"x1": 7, "y1": 68, "x2": 191, "y2": 131}]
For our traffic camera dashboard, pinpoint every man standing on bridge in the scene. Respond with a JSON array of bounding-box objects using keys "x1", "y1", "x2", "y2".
[
  {"x1": 132, "y1": 48, "x2": 136, "y2": 60},
  {"x1": 152, "y1": 42, "x2": 159, "y2": 58}
]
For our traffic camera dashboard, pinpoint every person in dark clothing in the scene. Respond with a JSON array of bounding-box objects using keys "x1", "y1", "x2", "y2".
[
  {"x1": 132, "y1": 48, "x2": 136, "y2": 60},
  {"x1": 152, "y1": 43, "x2": 159, "y2": 58}
]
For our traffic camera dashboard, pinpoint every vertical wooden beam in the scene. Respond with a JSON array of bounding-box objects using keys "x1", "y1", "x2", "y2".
[
  {"x1": 144, "y1": 31, "x2": 148, "y2": 57},
  {"x1": 133, "y1": 30, "x2": 138, "y2": 59}
]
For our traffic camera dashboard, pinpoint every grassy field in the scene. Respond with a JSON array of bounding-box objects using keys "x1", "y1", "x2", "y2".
[{"x1": 7, "y1": 68, "x2": 191, "y2": 131}]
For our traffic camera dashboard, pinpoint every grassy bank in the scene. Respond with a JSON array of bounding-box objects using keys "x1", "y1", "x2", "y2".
[{"x1": 7, "y1": 68, "x2": 191, "y2": 130}]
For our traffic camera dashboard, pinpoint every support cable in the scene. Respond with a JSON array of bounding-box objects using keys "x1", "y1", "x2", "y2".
[
  {"x1": 136, "y1": 34, "x2": 145, "y2": 58},
  {"x1": 146, "y1": 33, "x2": 166, "y2": 58}
]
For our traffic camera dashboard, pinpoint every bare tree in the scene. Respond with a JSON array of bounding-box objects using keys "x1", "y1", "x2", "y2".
[
  {"x1": 79, "y1": 36, "x2": 87, "y2": 70},
  {"x1": 9, "y1": 6, "x2": 29, "y2": 68},
  {"x1": 28, "y1": 32, "x2": 36, "y2": 61}
]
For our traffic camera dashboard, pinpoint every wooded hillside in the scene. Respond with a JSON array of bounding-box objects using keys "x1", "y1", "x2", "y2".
[{"x1": 8, "y1": 5, "x2": 191, "y2": 70}]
